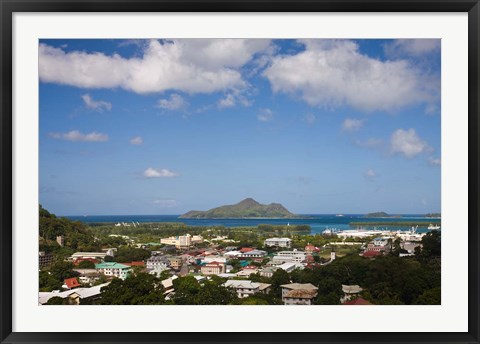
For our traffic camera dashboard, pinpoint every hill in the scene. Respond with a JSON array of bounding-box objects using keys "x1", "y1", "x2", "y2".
[
  {"x1": 179, "y1": 198, "x2": 296, "y2": 219},
  {"x1": 364, "y1": 211, "x2": 401, "y2": 218}
]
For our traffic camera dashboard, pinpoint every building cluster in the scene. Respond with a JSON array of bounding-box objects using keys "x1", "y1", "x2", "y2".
[{"x1": 40, "y1": 234, "x2": 376, "y2": 306}]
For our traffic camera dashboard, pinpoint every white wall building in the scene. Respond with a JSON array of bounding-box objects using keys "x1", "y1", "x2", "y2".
[
  {"x1": 224, "y1": 280, "x2": 271, "y2": 298},
  {"x1": 272, "y1": 249, "x2": 306, "y2": 264},
  {"x1": 264, "y1": 237, "x2": 292, "y2": 248}
]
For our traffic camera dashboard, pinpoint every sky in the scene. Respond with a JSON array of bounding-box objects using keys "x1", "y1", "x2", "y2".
[{"x1": 39, "y1": 39, "x2": 441, "y2": 216}]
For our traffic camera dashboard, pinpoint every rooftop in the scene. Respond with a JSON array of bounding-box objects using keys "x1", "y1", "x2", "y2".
[
  {"x1": 95, "y1": 262, "x2": 130, "y2": 269},
  {"x1": 284, "y1": 289, "x2": 317, "y2": 299},
  {"x1": 281, "y1": 283, "x2": 318, "y2": 291}
]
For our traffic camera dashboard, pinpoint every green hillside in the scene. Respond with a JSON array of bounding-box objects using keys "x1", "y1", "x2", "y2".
[{"x1": 179, "y1": 198, "x2": 296, "y2": 219}]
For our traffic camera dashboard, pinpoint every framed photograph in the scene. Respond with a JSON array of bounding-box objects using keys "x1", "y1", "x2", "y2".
[{"x1": 1, "y1": 1, "x2": 479, "y2": 343}]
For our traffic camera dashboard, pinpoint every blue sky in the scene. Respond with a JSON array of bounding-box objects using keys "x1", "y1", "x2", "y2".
[{"x1": 39, "y1": 39, "x2": 441, "y2": 215}]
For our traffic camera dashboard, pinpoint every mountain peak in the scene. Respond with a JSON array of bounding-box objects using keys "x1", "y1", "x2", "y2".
[
  {"x1": 179, "y1": 198, "x2": 295, "y2": 219},
  {"x1": 238, "y1": 198, "x2": 260, "y2": 206}
]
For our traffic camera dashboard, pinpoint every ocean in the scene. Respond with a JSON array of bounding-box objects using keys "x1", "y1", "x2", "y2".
[{"x1": 65, "y1": 214, "x2": 439, "y2": 235}]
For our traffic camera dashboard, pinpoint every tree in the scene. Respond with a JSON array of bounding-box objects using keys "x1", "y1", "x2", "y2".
[
  {"x1": 414, "y1": 287, "x2": 441, "y2": 305},
  {"x1": 49, "y1": 261, "x2": 79, "y2": 282},
  {"x1": 172, "y1": 276, "x2": 201, "y2": 304},
  {"x1": 420, "y1": 230, "x2": 441, "y2": 258},
  {"x1": 315, "y1": 277, "x2": 342, "y2": 305},
  {"x1": 45, "y1": 296, "x2": 68, "y2": 305},
  {"x1": 77, "y1": 260, "x2": 96, "y2": 269},
  {"x1": 270, "y1": 269, "x2": 290, "y2": 297},
  {"x1": 99, "y1": 273, "x2": 165, "y2": 305},
  {"x1": 194, "y1": 281, "x2": 237, "y2": 305},
  {"x1": 39, "y1": 271, "x2": 62, "y2": 292}
]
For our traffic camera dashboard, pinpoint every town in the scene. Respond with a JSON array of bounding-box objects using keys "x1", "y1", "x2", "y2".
[{"x1": 39, "y1": 206, "x2": 441, "y2": 306}]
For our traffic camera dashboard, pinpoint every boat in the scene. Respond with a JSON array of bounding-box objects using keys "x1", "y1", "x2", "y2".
[
  {"x1": 335, "y1": 214, "x2": 344, "y2": 217},
  {"x1": 428, "y1": 224, "x2": 441, "y2": 230}
]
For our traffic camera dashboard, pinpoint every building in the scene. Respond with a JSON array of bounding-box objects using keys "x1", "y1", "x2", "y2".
[
  {"x1": 63, "y1": 277, "x2": 81, "y2": 290},
  {"x1": 160, "y1": 234, "x2": 203, "y2": 249},
  {"x1": 341, "y1": 284, "x2": 363, "y2": 303},
  {"x1": 201, "y1": 262, "x2": 226, "y2": 275},
  {"x1": 38, "y1": 283, "x2": 110, "y2": 305},
  {"x1": 73, "y1": 269, "x2": 101, "y2": 285},
  {"x1": 95, "y1": 262, "x2": 131, "y2": 280},
  {"x1": 260, "y1": 267, "x2": 278, "y2": 278},
  {"x1": 343, "y1": 297, "x2": 372, "y2": 305},
  {"x1": 240, "y1": 249, "x2": 267, "y2": 259},
  {"x1": 146, "y1": 255, "x2": 170, "y2": 270},
  {"x1": 224, "y1": 280, "x2": 271, "y2": 298},
  {"x1": 203, "y1": 256, "x2": 227, "y2": 264},
  {"x1": 71, "y1": 252, "x2": 108, "y2": 262},
  {"x1": 272, "y1": 249, "x2": 307, "y2": 264},
  {"x1": 56, "y1": 235, "x2": 65, "y2": 247},
  {"x1": 365, "y1": 237, "x2": 390, "y2": 253},
  {"x1": 277, "y1": 262, "x2": 304, "y2": 273},
  {"x1": 39, "y1": 251, "x2": 55, "y2": 268},
  {"x1": 168, "y1": 257, "x2": 183, "y2": 270},
  {"x1": 281, "y1": 283, "x2": 318, "y2": 305},
  {"x1": 304, "y1": 243, "x2": 320, "y2": 253},
  {"x1": 236, "y1": 267, "x2": 259, "y2": 277},
  {"x1": 264, "y1": 237, "x2": 292, "y2": 248}
]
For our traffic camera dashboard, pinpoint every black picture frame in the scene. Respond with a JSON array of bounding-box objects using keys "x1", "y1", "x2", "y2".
[{"x1": 1, "y1": 1, "x2": 479, "y2": 343}]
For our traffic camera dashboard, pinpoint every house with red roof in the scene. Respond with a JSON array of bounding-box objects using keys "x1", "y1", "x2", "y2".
[
  {"x1": 305, "y1": 243, "x2": 320, "y2": 253},
  {"x1": 123, "y1": 261, "x2": 145, "y2": 267},
  {"x1": 63, "y1": 277, "x2": 81, "y2": 290},
  {"x1": 239, "y1": 247, "x2": 254, "y2": 253},
  {"x1": 343, "y1": 297, "x2": 372, "y2": 305},
  {"x1": 362, "y1": 250, "x2": 382, "y2": 258}
]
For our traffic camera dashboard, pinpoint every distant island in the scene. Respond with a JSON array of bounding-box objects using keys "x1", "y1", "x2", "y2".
[
  {"x1": 364, "y1": 211, "x2": 401, "y2": 218},
  {"x1": 179, "y1": 198, "x2": 296, "y2": 219},
  {"x1": 425, "y1": 213, "x2": 441, "y2": 218}
]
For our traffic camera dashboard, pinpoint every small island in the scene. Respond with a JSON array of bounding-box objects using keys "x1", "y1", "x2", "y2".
[
  {"x1": 364, "y1": 211, "x2": 401, "y2": 218},
  {"x1": 179, "y1": 198, "x2": 296, "y2": 219},
  {"x1": 425, "y1": 213, "x2": 441, "y2": 218}
]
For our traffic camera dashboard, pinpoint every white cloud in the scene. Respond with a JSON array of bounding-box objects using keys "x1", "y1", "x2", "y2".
[
  {"x1": 390, "y1": 128, "x2": 429, "y2": 158},
  {"x1": 156, "y1": 94, "x2": 188, "y2": 111},
  {"x1": 342, "y1": 118, "x2": 364, "y2": 132},
  {"x1": 217, "y1": 94, "x2": 236, "y2": 109},
  {"x1": 144, "y1": 167, "x2": 179, "y2": 178},
  {"x1": 428, "y1": 156, "x2": 441, "y2": 166},
  {"x1": 153, "y1": 199, "x2": 178, "y2": 208},
  {"x1": 365, "y1": 169, "x2": 378, "y2": 179},
  {"x1": 263, "y1": 39, "x2": 439, "y2": 112},
  {"x1": 257, "y1": 108, "x2": 274, "y2": 122},
  {"x1": 81, "y1": 94, "x2": 112, "y2": 111},
  {"x1": 385, "y1": 39, "x2": 440, "y2": 57},
  {"x1": 130, "y1": 136, "x2": 143, "y2": 145},
  {"x1": 49, "y1": 130, "x2": 108, "y2": 142},
  {"x1": 39, "y1": 39, "x2": 271, "y2": 94}
]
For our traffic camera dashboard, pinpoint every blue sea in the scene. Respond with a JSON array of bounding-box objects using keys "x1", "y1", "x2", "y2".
[{"x1": 66, "y1": 214, "x2": 439, "y2": 235}]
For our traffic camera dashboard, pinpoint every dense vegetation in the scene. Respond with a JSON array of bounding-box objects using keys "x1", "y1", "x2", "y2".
[{"x1": 180, "y1": 198, "x2": 296, "y2": 218}]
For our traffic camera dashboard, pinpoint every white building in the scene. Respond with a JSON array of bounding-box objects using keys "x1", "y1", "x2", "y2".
[
  {"x1": 272, "y1": 249, "x2": 306, "y2": 264},
  {"x1": 240, "y1": 250, "x2": 267, "y2": 259},
  {"x1": 95, "y1": 262, "x2": 131, "y2": 280},
  {"x1": 160, "y1": 234, "x2": 203, "y2": 249},
  {"x1": 38, "y1": 283, "x2": 110, "y2": 305},
  {"x1": 264, "y1": 237, "x2": 292, "y2": 248},
  {"x1": 146, "y1": 255, "x2": 170, "y2": 270},
  {"x1": 224, "y1": 280, "x2": 271, "y2": 298},
  {"x1": 70, "y1": 252, "x2": 108, "y2": 261},
  {"x1": 277, "y1": 262, "x2": 304, "y2": 273}
]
